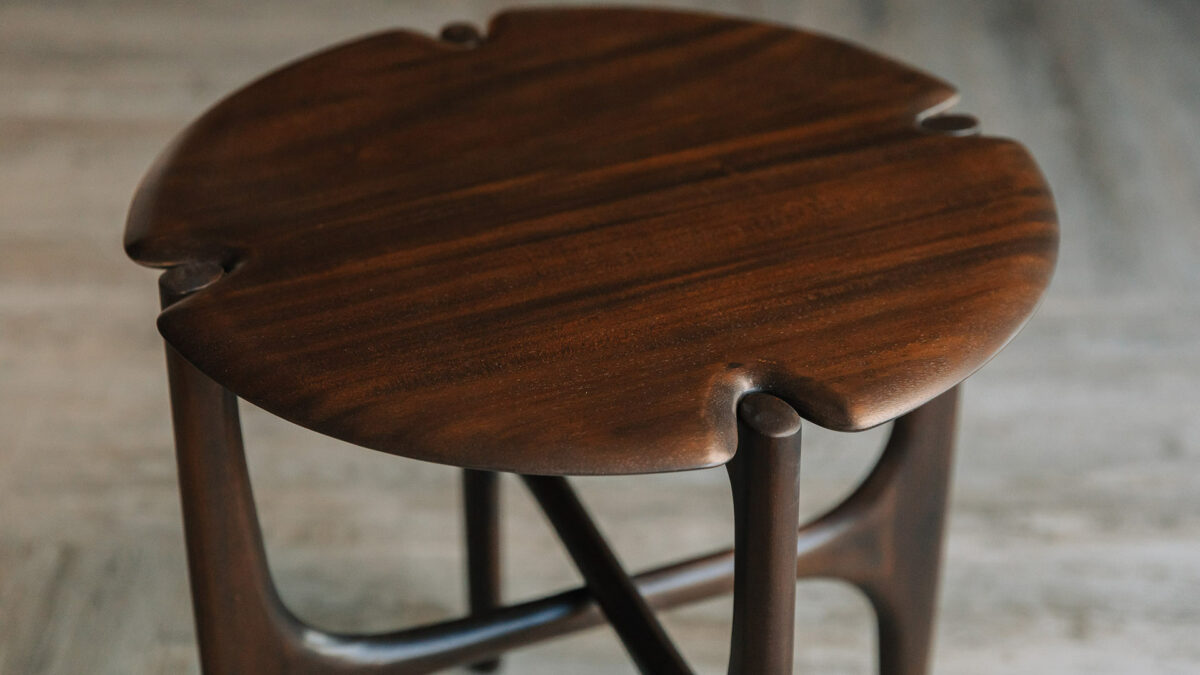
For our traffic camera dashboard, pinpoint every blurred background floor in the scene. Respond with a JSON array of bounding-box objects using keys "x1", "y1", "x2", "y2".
[{"x1": 1, "y1": 1, "x2": 1198, "y2": 673}]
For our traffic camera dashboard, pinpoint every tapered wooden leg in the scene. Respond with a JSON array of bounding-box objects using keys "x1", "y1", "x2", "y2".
[
  {"x1": 522, "y1": 474, "x2": 693, "y2": 675},
  {"x1": 793, "y1": 387, "x2": 959, "y2": 675},
  {"x1": 462, "y1": 470, "x2": 502, "y2": 672},
  {"x1": 726, "y1": 393, "x2": 803, "y2": 675},
  {"x1": 160, "y1": 265, "x2": 298, "y2": 674},
  {"x1": 165, "y1": 343, "x2": 306, "y2": 673},
  {"x1": 867, "y1": 389, "x2": 956, "y2": 675}
]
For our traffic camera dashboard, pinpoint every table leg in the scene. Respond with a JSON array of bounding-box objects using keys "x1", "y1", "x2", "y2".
[
  {"x1": 727, "y1": 393, "x2": 803, "y2": 675},
  {"x1": 462, "y1": 469, "x2": 502, "y2": 672}
]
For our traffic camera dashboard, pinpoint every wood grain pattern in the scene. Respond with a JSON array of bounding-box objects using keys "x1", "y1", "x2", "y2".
[
  {"x1": 4, "y1": 0, "x2": 1195, "y2": 672},
  {"x1": 124, "y1": 7, "x2": 1057, "y2": 475}
]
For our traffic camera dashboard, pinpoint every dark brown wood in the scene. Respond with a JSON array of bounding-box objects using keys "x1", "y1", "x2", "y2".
[
  {"x1": 157, "y1": 280, "x2": 959, "y2": 675},
  {"x1": 918, "y1": 112, "x2": 980, "y2": 136},
  {"x1": 138, "y1": 8, "x2": 1042, "y2": 673},
  {"x1": 727, "y1": 393, "x2": 802, "y2": 675},
  {"x1": 792, "y1": 386, "x2": 959, "y2": 675},
  {"x1": 521, "y1": 474, "x2": 693, "y2": 675},
  {"x1": 161, "y1": 268, "x2": 298, "y2": 674},
  {"x1": 164, "y1": 344, "x2": 290, "y2": 673},
  {"x1": 438, "y1": 22, "x2": 483, "y2": 48},
  {"x1": 461, "y1": 469, "x2": 501, "y2": 672},
  {"x1": 125, "y1": 7, "x2": 1057, "y2": 475},
  {"x1": 161, "y1": 264, "x2": 709, "y2": 674}
]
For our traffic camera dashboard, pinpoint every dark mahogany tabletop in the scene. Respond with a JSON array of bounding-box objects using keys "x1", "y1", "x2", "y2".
[{"x1": 126, "y1": 7, "x2": 1057, "y2": 475}]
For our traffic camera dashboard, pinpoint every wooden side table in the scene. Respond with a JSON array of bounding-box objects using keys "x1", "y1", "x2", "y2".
[{"x1": 126, "y1": 8, "x2": 1057, "y2": 674}]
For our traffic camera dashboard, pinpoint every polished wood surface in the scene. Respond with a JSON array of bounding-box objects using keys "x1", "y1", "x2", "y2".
[
  {"x1": 521, "y1": 474, "x2": 693, "y2": 674},
  {"x1": 7, "y1": 1, "x2": 1194, "y2": 672},
  {"x1": 461, "y1": 469, "x2": 502, "y2": 672},
  {"x1": 726, "y1": 393, "x2": 803, "y2": 674},
  {"x1": 124, "y1": 7, "x2": 1056, "y2": 474},
  {"x1": 157, "y1": 312, "x2": 956, "y2": 673}
]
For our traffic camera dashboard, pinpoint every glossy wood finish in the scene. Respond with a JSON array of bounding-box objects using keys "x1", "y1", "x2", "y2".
[
  {"x1": 521, "y1": 474, "x2": 693, "y2": 675},
  {"x1": 727, "y1": 393, "x2": 802, "y2": 674},
  {"x1": 136, "y1": 7, "x2": 1045, "y2": 673},
  {"x1": 124, "y1": 6, "x2": 1057, "y2": 475},
  {"x1": 793, "y1": 386, "x2": 958, "y2": 675},
  {"x1": 461, "y1": 469, "x2": 501, "y2": 673},
  {"x1": 158, "y1": 274, "x2": 958, "y2": 674}
]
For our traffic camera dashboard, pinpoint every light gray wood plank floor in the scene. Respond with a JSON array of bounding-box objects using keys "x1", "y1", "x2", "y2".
[{"x1": 1, "y1": 1, "x2": 1197, "y2": 673}]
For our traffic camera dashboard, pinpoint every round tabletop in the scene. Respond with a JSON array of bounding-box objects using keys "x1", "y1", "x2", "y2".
[{"x1": 126, "y1": 7, "x2": 1057, "y2": 475}]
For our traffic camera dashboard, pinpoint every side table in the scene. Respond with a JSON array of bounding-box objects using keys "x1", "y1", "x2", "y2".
[{"x1": 126, "y1": 7, "x2": 1057, "y2": 674}]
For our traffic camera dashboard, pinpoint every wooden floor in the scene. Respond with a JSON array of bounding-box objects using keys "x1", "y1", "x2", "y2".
[{"x1": 1, "y1": 1, "x2": 1197, "y2": 673}]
